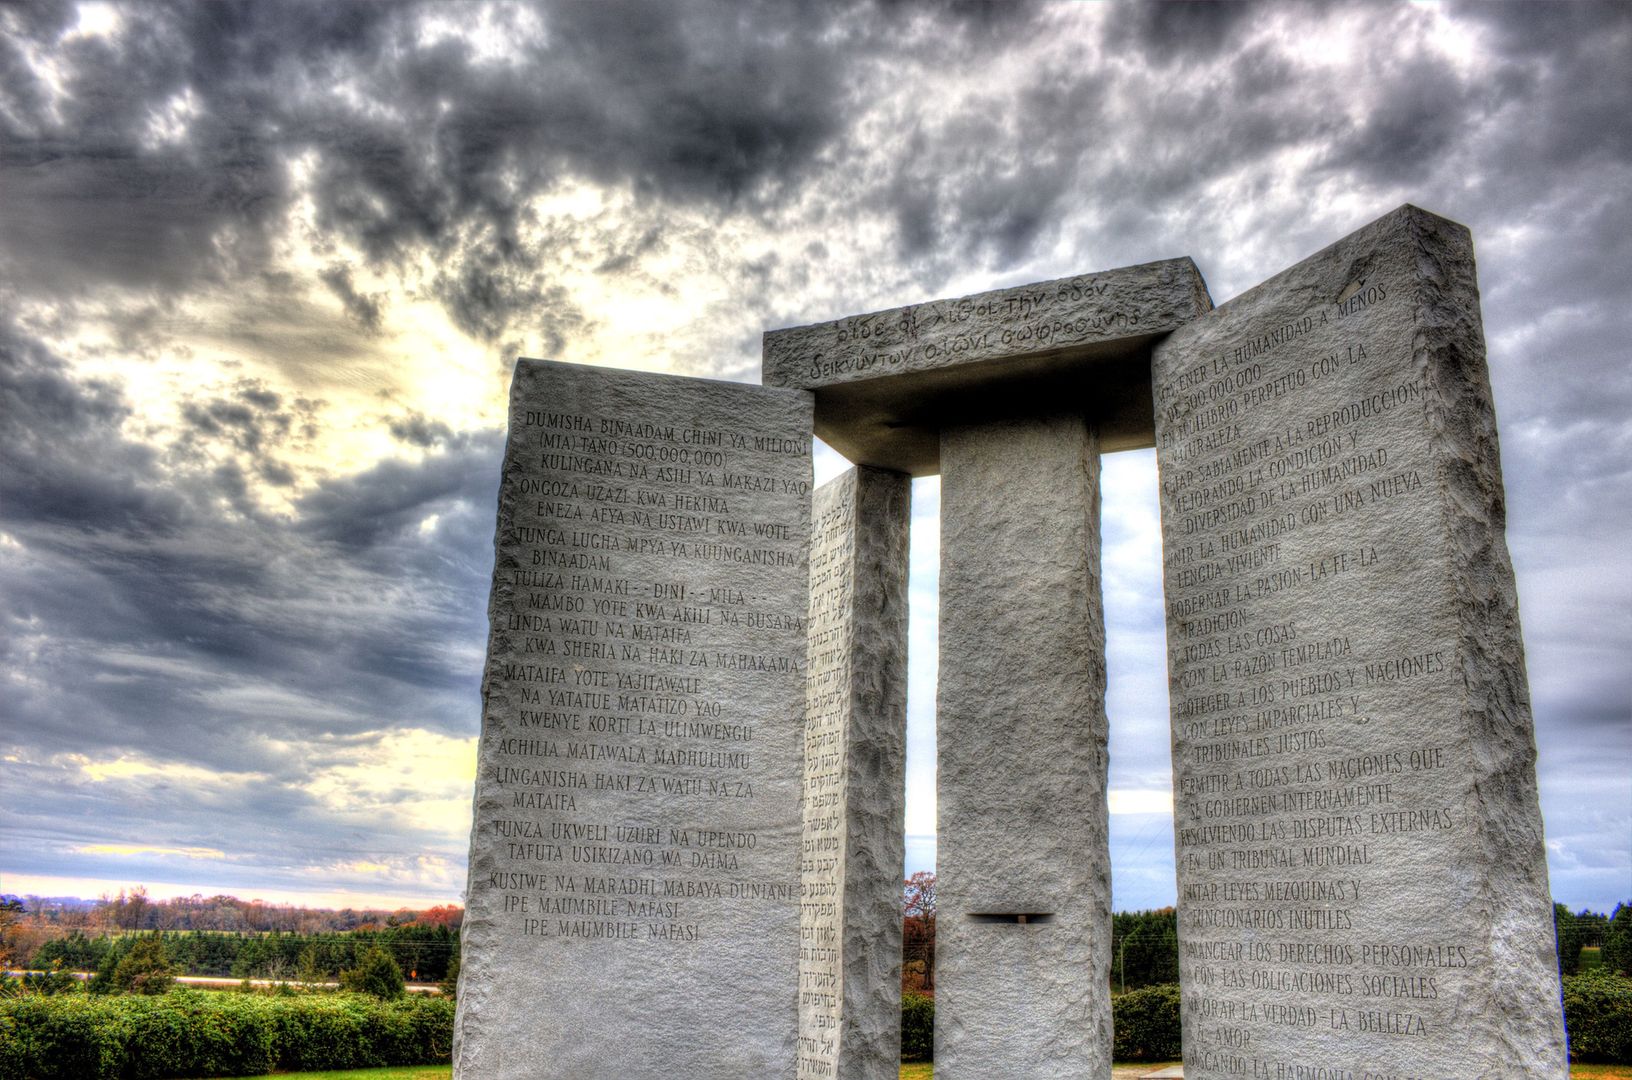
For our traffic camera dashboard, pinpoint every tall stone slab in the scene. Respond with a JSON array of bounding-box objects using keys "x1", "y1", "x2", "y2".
[
  {"x1": 936, "y1": 414, "x2": 1111, "y2": 1079},
  {"x1": 798, "y1": 466, "x2": 911, "y2": 1080},
  {"x1": 1153, "y1": 206, "x2": 1566, "y2": 1077},
  {"x1": 455, "y1": 358, "x2": 814, "y2": 1079}
]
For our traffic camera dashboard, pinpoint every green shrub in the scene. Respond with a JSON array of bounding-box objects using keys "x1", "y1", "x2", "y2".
[
  {"x1": 1603, "y1": 903, "x2": 1632, "y2": 977},
  {"x1": 123, "y1": 990, "x2": 277, "y2": 1078},
  {"x1": 900, "y1": 991, "x2": 933, "y2": 1061},
  {"x1": 0, "y1": 995, "x2": 128, "y2": 1080},
  {"x1": 340, "y1": 945, "x2": 406, "y2": 1000},
  {"x1": 373, "y1": 996, "x2": 456, "y2": 1065},
  {"x1": 1113, "y1": 982, "x2": 1182, "y2": 1062},
  {"x1": 0, "y1": 989, "x2": 454, "y2": 1079},
  {"x1": 86, "y1": 948, "x2": 119, "y2": 996},
  {"x1": 1564, "y1": 969, "x2": 1632, "y2": 1063},
  {"x1": 0, "y1": 969, "x2": 81, "y2": 998},
  {"x1": 112, "y1": 935, "x2": 174, "y2": 996},
  {"x1": 440, "y1": 952, "x2": 460, "y2": 1000}
]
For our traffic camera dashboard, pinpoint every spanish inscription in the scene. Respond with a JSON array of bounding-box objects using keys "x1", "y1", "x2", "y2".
[
  {"x1": 455, "y1": 359, "x2": 813, "y2": 1080},
  {"x1": 1154, "y1": 207, "x2": 1565, "y2": 1076}
]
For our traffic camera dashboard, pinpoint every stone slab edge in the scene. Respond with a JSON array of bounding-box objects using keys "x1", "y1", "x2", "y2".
[
  {"x1": 763, "y1": 258, "x2": 1211, "y2": 392},
  {"x1": 838, "y1": 466, "x2": 910, "y2": 1080}
]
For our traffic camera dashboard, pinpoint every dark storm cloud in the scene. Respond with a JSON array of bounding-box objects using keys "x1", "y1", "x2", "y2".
[
  {"x1": 1455, "y1": 0, "x2": 1632, "y2": 143},
  {"x1": 1316, "y1": 54, "x2": 1485, "y2": 187},
  {"x1": 387, "y1": 411, "x2": 455, "y2": 449},
  {"x1": 1119, "y1": 0, "x2": 1253, "y2": 61},
  {"x1": 319, "y1": 265, "x2": 384, "y2": 333},
  {"x1": 0, "y1": 323, "x2": 494, "y2": 779},
  {"x1": 0, "y1": 1, "x2": 1061, "y2": 348},
  {"x1": 177, "y1": 380, "x2": 305, "y2": 458},
  {"x1": 296, "y1": 431, "x2": 499, "y2": 551},
  {"x1": 0, "y1": 317, "x2": 186, "y2": 535}
]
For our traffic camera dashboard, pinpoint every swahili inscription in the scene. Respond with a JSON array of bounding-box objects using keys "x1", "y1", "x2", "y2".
[{"x1": 455, "y1": 359, "x2": 813, "y2": 1080}]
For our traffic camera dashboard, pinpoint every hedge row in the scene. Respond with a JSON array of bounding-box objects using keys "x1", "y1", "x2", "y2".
[
  {"x1": 1112, "y1": 983, "x2": 1182, "y2": 1062},
  {"x1": 898, "y1": 974, "x2": 1632, "y2": 1064},
  {"x1": 0, "y1": 989, "x2": 454, "y2": 1079},
  {"x1": 898, "y1": 983, "x2": 1181, "y2": 1063},
  {"x1": 1564, "y1": 969, "x2": 1632, "y2": 1063},
  {"x1": 900, "y1": 991, "x2": 932, "y2": 1061},
  {"x1": 6, "y1": 972, "x2": 1625, "y2": 1073}
]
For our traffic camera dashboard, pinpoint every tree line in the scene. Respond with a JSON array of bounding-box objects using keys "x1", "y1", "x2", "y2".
[
  {"x1": 1557, "y1": 902, "x2": 1632, "y2": 976},
  {"x1": 7, "y1": 887, "x2": 461, "y2": 935},
  {"x1": 902, "y1": 876, "x2": 1632, "y2": 992},
  {"x1": 1, "y1": 890, "x2": 463, "y2": 984},
  {"x1": 26, "y1": 924, "x2": 458, "y2": 984},
  {"x1": 9, "y1": 885, "x2": 1627, "y2": 990}
]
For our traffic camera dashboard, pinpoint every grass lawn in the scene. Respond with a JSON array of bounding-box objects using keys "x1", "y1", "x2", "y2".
[
  {"x1": 910, "y1": 1069, "x2": 1630, "y2": 1080},
  {"x1": 198, "y1": 1070, "x2": 452, "y2": 1080},
  {"x1": 194, "y1": 1061, "x2": 1632, "y2": 1079}
]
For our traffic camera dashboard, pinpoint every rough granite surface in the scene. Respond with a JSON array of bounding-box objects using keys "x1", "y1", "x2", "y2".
[
  {"x1": 763, "y1": 259, "x2": 1209, "y2": 392},
  {"x1": 454, "y1": 359, "x2": 813, "y2": 1080},
  {"x1": 1152, "y1": 205, "x2": 1566, "y2": 1078},
  {"x1": 761, "y1": 261, "x2": 1214, "y2": 473},
  {"x1": 935, "y1": 415, "x2": 1112, "y2": 1079},
  {"x1": 799, "y1": 466, "x2": 911, "y2": 1080}
]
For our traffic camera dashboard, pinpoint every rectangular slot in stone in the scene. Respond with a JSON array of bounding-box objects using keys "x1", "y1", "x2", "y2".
[
  {"x1": 455, "y1": 358, "x2": 814, "y2": 1080},
  {"x1": 966, "y1": 914, "x2": 1057, "y2": 925},
  {"x1": 1153, "y1": 205, "x2": 1566, "y2": 1077}
]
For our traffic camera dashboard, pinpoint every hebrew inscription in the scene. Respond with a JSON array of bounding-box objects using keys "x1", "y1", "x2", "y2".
[
  {"x1": 1154, "y1": 206, "x2": 1566, "y2": 1077},
  {"x1": 455, "y1": 359, "x2": 813, "y2": 1080}
]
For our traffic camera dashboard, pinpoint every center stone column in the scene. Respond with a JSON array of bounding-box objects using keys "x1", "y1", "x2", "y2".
[{"x1": 936, "y1": 413, "x2": 1111, "y2": 1079}]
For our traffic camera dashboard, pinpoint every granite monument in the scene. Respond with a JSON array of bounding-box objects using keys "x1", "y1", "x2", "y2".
[{"x1": 458, "y1": 206, "x2": 1565, "y2": 1079}]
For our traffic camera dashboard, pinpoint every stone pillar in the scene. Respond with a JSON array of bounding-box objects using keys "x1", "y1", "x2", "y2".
[
  {"x1": 935, "y1": 414, "x2": 1112, "y2": 1079},
  {"x1": 799, "y1": 466, "x2": 912, "y2": 1080},
  {"x1": 455, "y1": 358, "x2": 813, "y2": 1080},
  {"x1": 1153, "y1": 205, "x2": 1567, "y2": 1076}
]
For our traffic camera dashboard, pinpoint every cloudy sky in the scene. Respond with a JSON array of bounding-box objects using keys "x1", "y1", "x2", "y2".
[{"x1": 1, "y1": 1, "x2": 1627, "y2": 913}]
